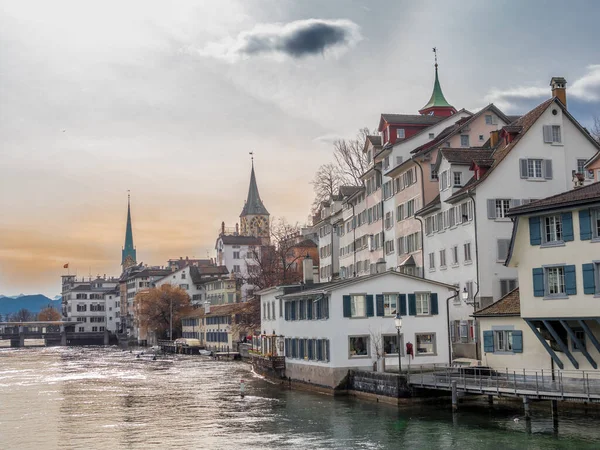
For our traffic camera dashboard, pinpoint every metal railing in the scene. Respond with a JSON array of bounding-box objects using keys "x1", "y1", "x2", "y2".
[{"x1": 411, "y1": 365, "x2": 600, "y2": 400}]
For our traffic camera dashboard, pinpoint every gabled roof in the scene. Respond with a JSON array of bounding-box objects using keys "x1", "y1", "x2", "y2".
[
  {"x1": 473, "y1": 288, "x2": 520, "y2": 317},
  {"x1": 336, "y1": 185, "x2": 364, "y2": 199},
  {"x1": 378, "y1": 114, "x2": 444, "y2": 132},
  {"x1": 218, "y1": 235, "x2": 262, "y2": 246},
  {"x1": 585, "y1": 151, "x2": 600, "y2": 168},
  {"x1": 189, "y1": 265, "x2": 230, "y2": 284},
  {"x1": 183, "y1": 302, "x2": 251, "y2": 318},
  {"x1": 240, "y1": 163, "x2": 269, "y2": 217},
  {"x1": 435, "y1": 148, "x2": 494, "y2": 171},
  {"x1": 415, "y1": 194, "x2": 441, "y2": 216},
  {"x1": 507, "y1": 181, "x2": 600, "y2": 216}
]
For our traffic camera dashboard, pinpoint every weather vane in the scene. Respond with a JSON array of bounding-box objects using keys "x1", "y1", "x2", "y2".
[
  {"x1": 249, "y1": 151, "x2": 254, "y2": 161},
  {"x1": 432, "y1": 47, "x2": 438, "y2": 67}
]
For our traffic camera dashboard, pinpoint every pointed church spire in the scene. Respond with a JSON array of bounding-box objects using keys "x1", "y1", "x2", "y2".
[
  {"x1": 122, "y1": 191, "x2": 137, "y2": 268},
  {"x1": 419, "y1": 48, "x2": 456, "y2": 117},
  {"x1": 240, "y1": 155, "x2": 269, "y2": 217}
]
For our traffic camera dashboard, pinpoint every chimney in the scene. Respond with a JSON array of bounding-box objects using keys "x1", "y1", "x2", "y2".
[
  {"x1": 221, "y1": 221, "x2": 225, "y2": 235},
  {"x1": 376, "y1": 258, "x2": 386, "y2": 274},
  {"x1": 204, "y1": 301, "x2": 211, "y2": 315},
  {"x1": 302, "y1": 255, "x2": 314, "y2": 284},
  {"x1": 235, "y1": 223, "x2": 239, "y2": 235},
  {"x1": 550, "y1": 77, "x2": 567, "y2": 107},
  {"x1": 489, "y1": 130, "x2": 499, "y2": 147}
]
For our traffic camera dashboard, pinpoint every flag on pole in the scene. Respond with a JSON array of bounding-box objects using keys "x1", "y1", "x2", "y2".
[{"x1": 63, "y1": 263, "x2": 69, "y2": 269}]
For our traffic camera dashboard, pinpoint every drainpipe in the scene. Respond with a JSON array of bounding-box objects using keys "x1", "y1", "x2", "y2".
[
  {"x1": 413, "y1": 158, "x2": 426, "y2": 278},
  {"x1": 446, "y1": 289, "x2": 459, "y2": 364},
  {"x1": 352, "y1": 203, "x2": 356, "y2": 277},
  {"x1": 466, "y1": 189, "x2": 480, "y2": 361}
]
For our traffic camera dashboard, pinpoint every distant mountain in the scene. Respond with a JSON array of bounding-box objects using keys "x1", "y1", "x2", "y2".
[
  {"x1": 0, "y1": 294, "x2": 61, "y2": 317},
  {"x1": 53, "y1": 295, "x2": 62, "y2": 301}
]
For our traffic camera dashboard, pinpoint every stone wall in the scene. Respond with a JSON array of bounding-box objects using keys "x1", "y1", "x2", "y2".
[
  {"x1": 285, "y1": 362, "x2": 350, "y2": 389},
  {"x1": 347, "y1": 370, "x2": 411, "y2": 398}
]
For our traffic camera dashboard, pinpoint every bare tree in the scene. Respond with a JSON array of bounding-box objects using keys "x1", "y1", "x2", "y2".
[
  {"x1": 592, "y1": 115, "x2": 600, "y2": 143},
  {"x1": 332, "y1": 127, "x2": 372, "y2": 186},
  {"x1": 369, "y1": 327, "x2": 384, "y2": 372},
  {"x1": 11, "y1": 308, "x2": 34, "y2": 322},
  {"x1": 311, "y1": 163, "x2": 345, "y2": 210}
]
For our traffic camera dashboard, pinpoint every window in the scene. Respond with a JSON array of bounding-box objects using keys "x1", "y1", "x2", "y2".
[
  {"x1": 383, "y1": 294, "x2": 397, "y2": 316},
  {"x1": 543, "y1": 125, "x2": 562, "y2": 143},
  {"x1": 485, "y1": 114, "x2": 493, "y2": 125},
  {"x1": 429, "y1": 133, "x2": 435, "y2": 139},
  {"x1": 464, "y1": 242, "x2": 472, "y2": 263},
  {"x1": 233, "y1": 252, "x2": 240, "y2": 259},
  {"x1": 385, "y1": 211, "x2": 393, "y2": 229},
  {"x1": 594, "y1": 208, "x2": 600, "y2": 239},
  {"x1": 497, "y1": 239, "x2": 511, "y2": 262},
  {"x1": 495, "y1": 199, "x2": 511, "y2": 219},
  {"x1": 233, "y1": 265, "x2": 241, "y2": 273},
  {"x1": 181, "y1": 272, "x2": 186, "y2": 279},
  {"x1": 479, "y1": 134, "x2": 484, "y2": 141},
  {"x1": 350, "y1": 295, "x2": 366, "y2": 318},
  {"x1": 78, "y1": 327, "x2": 84, "y2": 332},
  {"x1": 415, "y1": 333, "x2": 436, "y2": 355},
  {"x1": 528, "y1": 159, "x2": 543, "y2": 178},
  {"x1": 439, "y1": 249, "x2": 447, "y2": 268},
  {"x1": 92, "y1": 326, "x2": 98, "y2": 332},
  {"x1": 416, "y1": 293, "x2": 430, "y2": 315},
  {"x1": 406, "y1": 199, "x2": 415, "y2": 217},
  {"x1": 397, "y1": 128, "x2": 405, "y2": 139},
  {"x1": 451, "y1": 246, "x2": 459, "y2": 265},
  {"x1": 500, "y1": 279, "x2": 518, "y2": 297},
  {"x1": 460, "y1": 135, "x2": 470, "y2": 147},
  {"x1": 577, "y1": 158, "x2": 594, "y2": 179},
  {"x1": 572, "y1": 329, "x2": 586, "y2": 352},
  {"x1": 544, "y1": 215, "x2": 563, "y2": 243},
  {"x1": 397, "y1": 204, "x2": 404, "y2": 222},
  {"x1": 430, "y1": 164, "x2": 438, "y2": 181},
  {"x1": 439, "y1": 171, "x2": 449, "y2": 190},
  {"x1": 383, "y1": 334, "x2": 403, "y2": 355},
  {"x1": 453, "y1": 172, "x2": 462, "y2": 187},
  {"x1": 349, "y1": 336, "x2": 369, "y2": 357},
  {"x1": 546, "y1": 266, "x2": 565, "y2": 296},
  {"x1": 429, "y1": 252, "x2": 435, "y2": 270},
  {"x1": 494, "y1": 330, "x2": 513, "y2": 352},
  {"x1": 179, "y1": 284, "x2": 189, "y2": 290}
]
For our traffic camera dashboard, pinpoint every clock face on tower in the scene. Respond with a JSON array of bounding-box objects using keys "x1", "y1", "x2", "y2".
[
  {"x1": 249, "y1": 216, "x2": 267, "y2": 237},
  {"x1": 123, "y1": 255, "x2": 136, "y2": 268}
]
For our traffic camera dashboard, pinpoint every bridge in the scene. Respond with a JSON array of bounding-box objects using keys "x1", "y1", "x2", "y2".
[{"x1": 0, "y1": 321, "x2": 110, "y2": 347}]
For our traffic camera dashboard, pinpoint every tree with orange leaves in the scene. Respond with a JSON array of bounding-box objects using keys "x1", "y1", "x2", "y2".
[
  {"x1": 37, "y1": 307, "x2": 61, "y2": 321},
  {"x1": 135, "y1": 284, "x2": 192, "y2": 339}
]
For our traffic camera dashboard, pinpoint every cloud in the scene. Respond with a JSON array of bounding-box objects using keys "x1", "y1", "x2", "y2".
[
  {"x1": 313, "y1": 133, "x2": 344, "y2": 145},
  {"x1": 484, "y1": 65, "x2": 600, "y2": 113},
  {"x1": 195, "y1": 18, "x2": 361, "y2": 62}
]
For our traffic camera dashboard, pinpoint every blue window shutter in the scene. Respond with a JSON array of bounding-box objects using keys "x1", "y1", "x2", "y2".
[
  {"x1": 307, "y1": 300, "x2": 313, "y2": 320},
  {"x1": 529, "y1": 217, "x2": 541, "y2": 245},
  {"x1": 565, "y1": 265, "x2": 577, "y2": 295},
  {"x1": 532, "y1": 268, "x2": 545, "y2": 297},
  {"x1": 399, "y1": 294, "x2": 407, "y2": 316},
  {"x1": 326, "y1": 340, "x2": 330, "y2": 362},
  {"x1": 579, "y1": 209, "x2": 592, "y2": 240},
  {"x1": 408, "y1": 294, "x2": 417, "y2": 316},
  {"x1": 430, "y1": 293, "x2": 439, "y2": 315},
  {"x1": 343, "y1": 295, "x2": 351, "y2": 317},
  {"x1": 512, "y1": 331, "x2": 523, "y2": 353},
  {"x1": 483, "y1": 330, "x2": 494, "y2": 352},
  {"x1": 366, "y1": 295, "x2": 374, "y2": 317},
  {"x1": 291, "y1": 301, "x2": 296, "y2": 320},
  {"x1": 583, "y1": 263, "x2": 596, "y2": 294},
  {"x1": 376, "y1": 295, "x2": 385, "y2": 316},
  {"x1": 562, "y1": 212, "x2": 574, "y2": 242}
]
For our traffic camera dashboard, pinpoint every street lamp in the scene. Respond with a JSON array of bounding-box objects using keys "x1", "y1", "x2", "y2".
[
  {"x1": 395, "y1": 312, "x2": 402, "y2": 373},
  {"x1": 462, "y1": 287, "x2": 469, "y2": 302}
]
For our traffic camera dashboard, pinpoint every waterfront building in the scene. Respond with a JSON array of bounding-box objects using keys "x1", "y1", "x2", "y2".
[
  {"x1": 257, "y1": 258, "x2": 455, "y2": 388},
  {"x1": 416, "y1": 80, "x2": 599, "y2": 359},
  {"x1": 479, "y1": 181, "x2": 600, "y2": 372},
  {"x1": 60, "y1": 275, "x2": 119, "y2": 333},
  {"x1": 167, "y1": 257, "x2": 213, "y2": 271},
  {"x1": 154, "y1": 263, "x2": 231, "y2": 306},
  {"x1": 104, "y1": 286, "x2": 121, "y2": 333}
]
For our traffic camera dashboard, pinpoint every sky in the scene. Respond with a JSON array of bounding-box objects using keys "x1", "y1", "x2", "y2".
[{"x1": 1, "y1": 0, "x2": 599, "y2": 297}]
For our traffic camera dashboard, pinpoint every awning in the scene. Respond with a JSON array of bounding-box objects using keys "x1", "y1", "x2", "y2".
[{"x1": 399, "y1": 255, "x2": 416, "y2": 267}]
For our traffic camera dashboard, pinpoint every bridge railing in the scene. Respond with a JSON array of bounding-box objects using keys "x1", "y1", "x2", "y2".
[{"x1": 411, "y1": 365, "x2": 600, "y2": 398}]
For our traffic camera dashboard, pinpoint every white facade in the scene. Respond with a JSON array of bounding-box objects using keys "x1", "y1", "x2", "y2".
[
  {"x1": 104, "y1": 289, "x2": 120, "y2": 333},
  {"x1": 259, "y1": 272, "x2": 454, "y2": 388},
  {"x1": 215, "y1": 235, "x2": 260, "y2": 301},
  {"x1": 154, "y1": 265, "x2": 204, "y2": 304},
  {"x1": 61, "y1": 276, "x2": 118, "y2": 333}
]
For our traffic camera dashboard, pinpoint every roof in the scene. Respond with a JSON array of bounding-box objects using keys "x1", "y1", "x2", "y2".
[
  {"x1": 219, "y1": 235, "x2": 262, "y2": 246},
  {"x1": 333, "y1": 185, "x2": 364, "y2": 201},
  {"x1": 189, "y1": 265, "x2": 229, "y2": 284},
  {"x1": 507, "y1": 181, "x2": 600, "y2": 216},
  {"x1": 419, "y1": 65, "x2": 453, "y2": 111},
  {"x1": 473, "y1": 288, "x2": 520, "y2": 317},
  {"x1": 240, "y1": 163, "x2": 269, "y2": 217},
  {"x1": 585, "y1": 151, "x2": 600, "y2": 168},
  {"x1": 379, "y1": 114, "x2": 444, "y2": 131},
  {"x1": 415, "y1": 194, "x2": 441, "y2": 216},
  {"x1": 281, "y1": 270, "x2": 456, "y2": 299},
  {"x1": 183, "y1": 302, "x2": 252, "y2": 318},
  {"x1": 122, "y1": 195, "x2": 136, "y2": 266},
  {"x1": 295, "y1": 239, "x2": 317, "y2": 248},
  {"x1": 506, "y1": 115, "x2": 522, "y2": 123},
  {"x1": 366, "y1": 135, "x2": 382, "y2": 147},
  {"x1": 438, "y1": 148, "x2": 494, "y2": 167}
]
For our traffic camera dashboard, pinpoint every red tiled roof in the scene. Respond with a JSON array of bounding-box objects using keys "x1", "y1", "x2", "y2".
[
  {"x1": 473, "y1": 288, "x2": 520, "y2": 317},
  {"x1": 508, "y1": 181, "x2": 600, "y2": 215}
]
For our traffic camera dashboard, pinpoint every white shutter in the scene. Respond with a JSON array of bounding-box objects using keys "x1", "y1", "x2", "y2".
[
  {"x1": 519, "y1": 159, "x2": 528, "y2": 178},
  {"x1": 396, "y1": 156, "x2": 403, "y2": 166},
  {"x1": 487, "y1": 199, "x2": 496, "y2": 219},
  {"x1": 544, "y1": 160, "x2": 553, "y2": 179},
  {"x1": 497, "y1": 239, "x2": 510, "y2": 261},
  {"x1": 543, "y1": 125, "x2": 553, "y2": 143}
]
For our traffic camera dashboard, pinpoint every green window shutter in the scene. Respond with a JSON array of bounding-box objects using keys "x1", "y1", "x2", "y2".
[
  {"x1": 561, "y1": 212, "x2": 574, "y2": 241},
  {"x1": 532, "y1": 268, "x2": 545, "y2": 297},
  {"x1": 565, "y1": 265, "x2": 577, "y2": 295},
  {"x1": 399, "y1": 294, "x2": 407, "y2": 316},
  {"x1": 529, "y1": 217, "x2": 541, "y2": 245},
  {"x1": 308, "y1": 339, "x2": 313, "y2": 360},
  {"x1": 583, "y1": 263, "x2": 596, "y2": 294},
  {"x1": 291, "y1": 301, "x2": 296, "y2": 320},
  {"x1": 376, "y1": 295, "x2": 385, "y2": 317},
  {"x1": 512, "y1": 331, "x2": 523, "y2": 353},
  {"x1": 430, "y1": 293, "x2": 439, "y2": 315},
  {"x1": 307, "y1": 300, "x2": 313, "y2": 320},
  {"x1": 579, "y1": 209, "x2": 592, "y2": 240},
  {"x1": 483, "y1": 330, "x2": 494, "y2": 352},
  {"x1": 408, "y1": 294, "x2": 417, "y2": 316},
  {"x1": 366, "y1": 295, "x2": 374, "y2": 317},
  {"x1": 343, "y1": 295, "x2": 352, "y2": 317}
]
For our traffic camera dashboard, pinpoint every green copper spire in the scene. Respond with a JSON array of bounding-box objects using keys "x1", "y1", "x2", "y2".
[
  {"x1": 420, "y1": 63, "x2": 452, "y2": 110},
  {"x1": 122, "y1": 192, "x2": 136, "y2": 268},
  {"x1": 240, "y1": 158, "x2": 269, "y2": 217}
]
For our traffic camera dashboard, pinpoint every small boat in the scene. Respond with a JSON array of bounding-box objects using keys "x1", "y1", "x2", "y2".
[{"x1": 198, "y1": 349, "x2": 212, "y2": 356}]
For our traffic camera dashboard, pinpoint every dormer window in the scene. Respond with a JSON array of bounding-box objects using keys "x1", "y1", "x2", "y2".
[{"x1": 397, "y1": 129, "x2": 405, "y2": 139}]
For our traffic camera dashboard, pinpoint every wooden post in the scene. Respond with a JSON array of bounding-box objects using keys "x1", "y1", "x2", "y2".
[
  {"x1": 523, "y1": 397, "x2": 531, "y2": 420},
  {"x1": 488, "y1": 395, "x2": 493, "y2": 404},
  {"x1": 451, "y1": 380, "x2": 458, "y2": 412}
]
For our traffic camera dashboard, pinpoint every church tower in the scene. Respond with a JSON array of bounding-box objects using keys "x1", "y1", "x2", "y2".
[
  {"x1": 121, "y1": 192, "x2": 137, "y2": 269},
  {"x1": 239, "y1": 158, "x2": 270, "y2": 244},
  {"x1": 419, "y1": 48, "x2": 457, "y2": 117}
]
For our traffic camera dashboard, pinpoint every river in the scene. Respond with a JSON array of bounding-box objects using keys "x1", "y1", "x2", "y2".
[{"x1": 1, "y1": 347, "x2": 599, "y2": 449}]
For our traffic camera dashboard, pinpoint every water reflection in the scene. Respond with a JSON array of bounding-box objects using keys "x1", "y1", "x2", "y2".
[{"x1": 1, "y1": 347, "x2": 599, "y2": 449}]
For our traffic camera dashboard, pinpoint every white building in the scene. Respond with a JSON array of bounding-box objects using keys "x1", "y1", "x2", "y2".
[
  {"x1": 258, "y1": 267, "x2": 456, "y2": 389},
  {"x1": 417, "y1": 82, "x2": 599, "y2": 358},
  {"x1": 154, "y1": 264, "x2": 230, "y2": 306},
  {"x1": 476, "y1": 181, "x2": 600, "y2": 372},
  {"x1": 104, "y1": 286, "x2": 121, "y2": 333}
]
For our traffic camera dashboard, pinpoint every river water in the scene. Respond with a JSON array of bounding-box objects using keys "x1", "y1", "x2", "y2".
[{"x1": 1, "y1": 347, "x2": 600, "y2": 449}]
